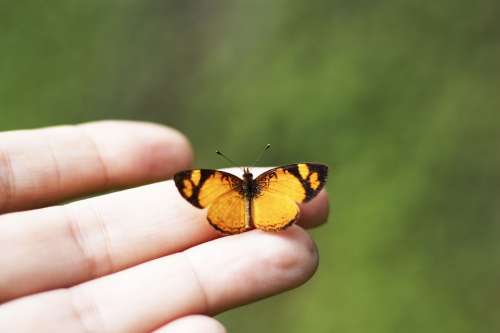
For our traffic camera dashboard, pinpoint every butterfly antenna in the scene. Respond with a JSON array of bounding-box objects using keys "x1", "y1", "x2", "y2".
[
  {"x1": 216, "y1": 150, "x2": 244, "y2": 170},
  {"x1": 252, "y1": 144, "x2": 271, "y2": 166}
]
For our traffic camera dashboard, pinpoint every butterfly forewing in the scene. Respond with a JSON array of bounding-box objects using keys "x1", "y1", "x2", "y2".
[
  {"x1": 174, "y1": 169, "x2": 242, "y2": 208},
  {"x1": 255, "y1": 163, "x2": 328, "y2": 203}
]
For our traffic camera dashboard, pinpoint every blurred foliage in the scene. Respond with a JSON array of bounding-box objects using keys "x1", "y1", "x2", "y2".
[{"x1": 1, "y1": 1, "x2": 500, "y2": 332}]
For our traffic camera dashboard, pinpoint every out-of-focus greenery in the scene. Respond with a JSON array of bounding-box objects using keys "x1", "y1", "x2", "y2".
[{"x1": 2, "y1": 1, "x2": 499, "y2": 332}]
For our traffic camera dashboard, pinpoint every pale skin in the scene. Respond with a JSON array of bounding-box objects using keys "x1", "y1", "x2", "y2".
[{"x1": 0, "y1": 121, "x2": 329, "y2": 333}]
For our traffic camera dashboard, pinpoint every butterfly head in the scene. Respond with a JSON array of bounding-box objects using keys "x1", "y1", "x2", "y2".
[{"x1": 243, "y1": 167, "x2": 253, "y2": 180}]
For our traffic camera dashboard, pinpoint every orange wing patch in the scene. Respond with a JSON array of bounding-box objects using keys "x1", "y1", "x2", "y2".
[
  {"x1": 174, "y1": 169, "x2": 241, "y2": 208},
  {"x1": 207, "y1": 190, "x2": 251, "y2": 234},
  {"x1": 298, "y1": 163, "x2": 310, "y2": 180},
  {"x1": 190, "y1": 169, "x2": 201, "y2": 186},
  {"x1": 253, "y1": 191, "x2": 299, "y2": 231},
  {"x1": 309, "y1": 171, "x2": 320, "y2": 190},
  {"x1": 182, "y1": 179, "x2": 193, "y2": 198}
]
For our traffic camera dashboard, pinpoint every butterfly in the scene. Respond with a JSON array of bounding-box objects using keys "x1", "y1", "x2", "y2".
[{"x1": 174, "y1": 148, "x2": 328, "y2": 234}]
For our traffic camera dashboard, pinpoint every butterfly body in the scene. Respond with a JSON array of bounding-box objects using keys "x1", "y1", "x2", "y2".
[
  {"x1": 174, "y1": 163, "x2": 328, "y2": 234},
  {"x1": 240, "y1": 168, "x2": 258, "y2": 199}
]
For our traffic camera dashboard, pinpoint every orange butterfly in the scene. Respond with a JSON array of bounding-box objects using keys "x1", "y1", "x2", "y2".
[{"x1": 174, "y1": 146, "x2": 328, "y2": 234}]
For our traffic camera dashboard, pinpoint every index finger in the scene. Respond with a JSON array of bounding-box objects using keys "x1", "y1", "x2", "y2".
[{"x1": 0, "y1": 120, "x2": 192, "y2": 213}]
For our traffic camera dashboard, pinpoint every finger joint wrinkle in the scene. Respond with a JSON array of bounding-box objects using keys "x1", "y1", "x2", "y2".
[
  {"x1": 67, "y1": 287, "x2": 106, "y2": 333},
  {"x1": 0, "y1": 148, "x2": 15, "y2": 212},
  {"x1": 181, "y1": 251, "x2": 211, "y2": 315},
  {"x1": 62, "y1": 205, "x2": 100, "y2": 280},
  {"x1": 76, "y1": 125, "x2": 111, "y2": 188}
]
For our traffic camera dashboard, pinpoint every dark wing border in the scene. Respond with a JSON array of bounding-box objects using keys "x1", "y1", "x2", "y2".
[
  {"x1": 174, "y1": 169, "x2": 242, "y2": 208},
  {"x1": 255, "y1": 163, "x2": 328, "y2": 203}
]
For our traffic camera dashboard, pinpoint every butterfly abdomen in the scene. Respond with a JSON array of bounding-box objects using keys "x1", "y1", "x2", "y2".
[{"x1": 240, "y1": 171, "x2": 258, "y2": 229}]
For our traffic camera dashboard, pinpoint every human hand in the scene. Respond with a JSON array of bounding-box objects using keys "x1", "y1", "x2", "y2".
[{"x1": 0, "y1": 121, "x2": 329, "y2": 332}]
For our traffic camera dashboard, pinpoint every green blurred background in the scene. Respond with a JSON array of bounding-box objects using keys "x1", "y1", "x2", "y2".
[{"x1": 2, "y1": 1, "x2": 499, "y2": 332}]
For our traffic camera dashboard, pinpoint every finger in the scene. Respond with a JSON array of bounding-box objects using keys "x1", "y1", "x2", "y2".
[
  {"x1": 0, "y1": 120, "x2": 192, "y2": 213},
  {"x1": 0, "y1": 169, "x2": 328, "y2": 302},
  {"x1": 153, "y1": 315, "x2": 226, "y2": 333},
  {"x1": 298, "y1": 189, "x2": 329, "y2": 229},
  {"x1": 0, "y1": 227, "x2": 317, "y2": 333}
]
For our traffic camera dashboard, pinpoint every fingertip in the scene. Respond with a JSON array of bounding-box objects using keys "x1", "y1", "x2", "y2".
[
  {"x1": 80, "y1": 120, "x2": 193, "y2": 184},
  {"x1": 187, "y1": 226, "x2": 319, "y2": 313},
  {"x1": 154, "y1": 315, "x2": 226, "y2": 333},
  {"x1": 236, "y1": 226, "x2": 319, "y2": 303},
  {"x1": 298, "y1": 189, "x2": 330, "y2": 229},
  {"x1": 260, "y1": 226, "x2": 319, "y2": 287},
  {"x1": 137, "y1": 122, "x2": 194, "y2": 178}
]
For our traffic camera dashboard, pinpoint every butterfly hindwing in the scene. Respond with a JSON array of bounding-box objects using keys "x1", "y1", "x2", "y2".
[
  {"x1": 174, "y1": 169, "x2": 242, "y2": 208},
  {"x1": 207, "y1": 190, "x2": 251, "y2": 234},
  {"x1": 253, "y1": 191, "x2": 299, "y2": 231},
  {"x1": 255, "y1": 163, "x2": 328, "y2": 203}
]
